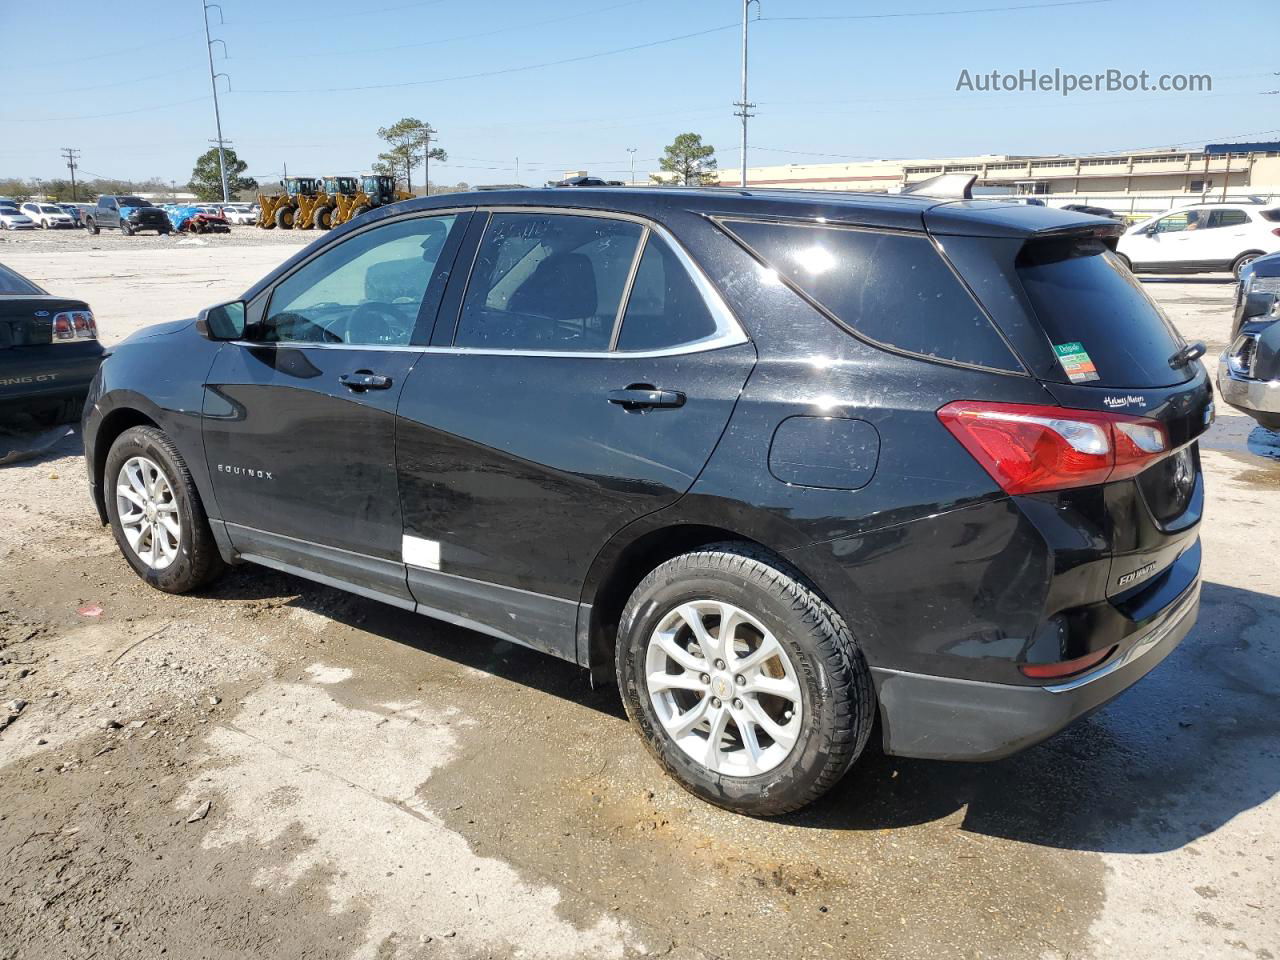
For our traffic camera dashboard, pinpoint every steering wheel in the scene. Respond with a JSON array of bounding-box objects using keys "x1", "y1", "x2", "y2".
[{"x1": 345, "y1": 302, "x2": 407, "y2": 345}]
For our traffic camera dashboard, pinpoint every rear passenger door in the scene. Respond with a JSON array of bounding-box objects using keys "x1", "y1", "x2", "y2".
[{"x1": 393, "y1": 209, "x2": 755, "y2": 659}]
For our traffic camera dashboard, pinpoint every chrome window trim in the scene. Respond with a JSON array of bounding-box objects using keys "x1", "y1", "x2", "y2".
[{"x1": 235, "y1": 205, "x2": 749, "y2": 360}]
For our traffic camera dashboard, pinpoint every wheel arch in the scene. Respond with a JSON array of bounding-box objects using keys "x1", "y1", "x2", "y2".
[
  {"x1": 89, "y1": 406, "x2": 161, "y2": 523},
  {"x1": 582, "y1": 518, "x2": 826, "y2": 687}
]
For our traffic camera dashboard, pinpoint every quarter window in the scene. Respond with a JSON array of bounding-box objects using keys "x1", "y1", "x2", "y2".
[
  {"x1": 454, "y1": 213, "x2": 643, "y2": 352},
  {"x1": 721, "y1": 219, "x2": 1020, "y2": 371},
  {"x1": 263, "y1": 214, "x2": 458, "y2": 346},
  {"x1": 616, "y1": 236, "x2": 719, "y2": 351}
]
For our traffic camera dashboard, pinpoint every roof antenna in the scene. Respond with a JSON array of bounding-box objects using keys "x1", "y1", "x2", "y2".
[{"x1": 902, "y1": 173, "x2": 976, "y2": 199}]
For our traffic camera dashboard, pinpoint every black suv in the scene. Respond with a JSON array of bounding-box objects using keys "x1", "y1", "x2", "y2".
[{"x1": 83, "y1": 188, "x2": 1210, "y2": 815}]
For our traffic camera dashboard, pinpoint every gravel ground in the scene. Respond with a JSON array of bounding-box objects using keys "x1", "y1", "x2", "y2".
[
  {"x1": 0, "y1": 222, "x2": 316, "y2": 252},
  {"x1": 0, "y1": 238, "x2": 1277, "y2": 960}
]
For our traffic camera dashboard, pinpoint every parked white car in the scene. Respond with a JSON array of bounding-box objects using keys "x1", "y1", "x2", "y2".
[
  {"x1": 1116, "y1": 202, "x2": 1280, "y2": 278},
  {"x1": 220, "y1": 203, "x2": 257, "y2": 225},
  {"x1": 20, "y1": 202, "x2": 76, "y2": 229},
  {"x1": 0, "y1": 207, "x2": 36, "y2": 230}
]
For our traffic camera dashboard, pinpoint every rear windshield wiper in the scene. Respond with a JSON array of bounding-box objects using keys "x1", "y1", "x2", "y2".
[{"x1": 1169, "y1": 341, "x2": 1206, "y2": 369}]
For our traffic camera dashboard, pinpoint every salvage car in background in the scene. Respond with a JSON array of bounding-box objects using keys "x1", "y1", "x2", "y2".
[
  {"x1": 83, "y1": 188, "x2": 1210, "y2": 816},
  {"x1": 0, "y1": 263, "x2": 103, "y2": 424}
]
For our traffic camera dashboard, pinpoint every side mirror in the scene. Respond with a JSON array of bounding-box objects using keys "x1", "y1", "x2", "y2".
[{"x1": 195, "y1": 300, "x2": 246, "y2": 340}]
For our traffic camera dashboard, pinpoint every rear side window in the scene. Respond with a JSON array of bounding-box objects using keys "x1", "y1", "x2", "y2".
[
  {"x1": 1207, "y1": 209, "x2": 1249, "y2": 228},
  {"x1": 616, "y1": 236, "x2": 718, "y2": 351},
  {"x1": 1016, "y1": 238, "x2": 1188, "y2": 388},
  {"x1": 455, "y1": 213, "x2": 642, "y2": 352},
  {"x1": 721, "y1": 219, "x2": 1020, "y2": 371}
]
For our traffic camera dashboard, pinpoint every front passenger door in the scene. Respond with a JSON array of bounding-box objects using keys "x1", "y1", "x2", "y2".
[{"x1": 202, "y1": 211, "x2": 469, "y2": 604}]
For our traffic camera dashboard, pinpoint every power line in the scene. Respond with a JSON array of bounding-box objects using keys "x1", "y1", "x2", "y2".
[
  {"x1": 0, "y1": 96, "x2": 209, "y2": 123},
  {"x1": 761, "y1": 0, "x2": 1114, "y2": 21},
  {"x1": 202, "y1": 0, "x2": 233, "y2": 203},
  {"x1": 236, "y1": 22, "x2": 739, "y2": 94},
  {"x1": 253, "y1": 0, "x2": 646, "y2": 62}
]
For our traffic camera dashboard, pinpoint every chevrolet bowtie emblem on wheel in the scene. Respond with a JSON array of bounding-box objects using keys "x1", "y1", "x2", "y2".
[{"x1": 217, "y1": 464, "x2": 273, "y2": 480}]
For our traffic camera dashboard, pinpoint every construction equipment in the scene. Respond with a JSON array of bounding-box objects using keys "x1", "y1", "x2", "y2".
[
  {"x1": 312, "y1": 176, "x2": 359, "y2": 230},
  {"x1": 331, "y1": 174, "x2": 413, "y2": 227},
  {"x1": 255, "y1": 177, "x2": 320, "y2": 229}
]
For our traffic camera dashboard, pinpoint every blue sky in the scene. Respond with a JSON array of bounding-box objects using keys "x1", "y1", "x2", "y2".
[{"x1": 2, "y1": 0, "x2": 1277, "y2": 185}]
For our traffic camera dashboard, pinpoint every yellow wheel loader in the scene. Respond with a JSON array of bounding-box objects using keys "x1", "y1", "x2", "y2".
[
  {"x1": 256, "y1": 177, "x2": 321, "y2": 229},
  {"x1": 332, "y1": 174, "x2": 413, "y2": 227},
  {"x1": 312, "y1": 176, "x2": 359, "y2": 230}
]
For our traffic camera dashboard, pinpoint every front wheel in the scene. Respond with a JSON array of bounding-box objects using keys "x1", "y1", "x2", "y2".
[
  {"x1": 120, "y1": 221, "x2": 133, "y2": 236},
  {"x1": 104, "y1": 426, "x2": 224, "y2": 593},
  {"x1": 616, "y1": 544, "x2": 875, "y2": 816}
]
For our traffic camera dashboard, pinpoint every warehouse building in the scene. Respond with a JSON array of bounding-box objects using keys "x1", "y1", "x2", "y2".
[{"x1": 718, "y1": 143, "x2": 1280, "y2": 216}]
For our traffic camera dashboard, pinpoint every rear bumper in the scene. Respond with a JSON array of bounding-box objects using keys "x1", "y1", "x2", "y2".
[
  {"x1": 874, "y1": 578, "x2": 1200, "y2": 760},
  {"x1": 1217, "y1": 363, "x2": 1280, "y2": 416},
  {"x1": 0, "y1": 345, "x2": 105, "y2": 408}
]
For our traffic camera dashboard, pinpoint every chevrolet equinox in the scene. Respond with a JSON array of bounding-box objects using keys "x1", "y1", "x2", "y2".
[{"x1": 83, "y1": 188, "x2": 1210, "y2": 815}]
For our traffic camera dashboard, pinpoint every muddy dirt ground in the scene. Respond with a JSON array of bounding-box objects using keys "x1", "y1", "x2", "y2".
[{"x1": 1, "y1": 237, "x2": 1277, "y2": 960}]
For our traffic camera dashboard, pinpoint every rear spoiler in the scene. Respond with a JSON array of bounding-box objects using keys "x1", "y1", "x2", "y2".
[{"x1": 901, "y1": 173, "x2": 976, "y2": 199}]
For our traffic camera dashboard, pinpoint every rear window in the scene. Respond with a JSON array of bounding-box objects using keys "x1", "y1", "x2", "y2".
[
  {"x1": 1016, "y1": 238, "x2": 1189, "y2": 388},
  {"x1": 0, "y1": 264, "x2": 43, "y2": 295},
  {"x1": 720, "y1": 219, "x2": 1021, "y2": 371}
]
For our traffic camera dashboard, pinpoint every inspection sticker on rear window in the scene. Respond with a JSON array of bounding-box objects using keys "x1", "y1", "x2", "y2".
[{"x1": 1054, "y1": 341, "x2": 1101, "y2": 383}]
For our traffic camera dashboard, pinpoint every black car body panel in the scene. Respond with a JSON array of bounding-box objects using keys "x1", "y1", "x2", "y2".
[
  {"x1": 0, "y1": 281, "x2": 104, "y2": 416},
  {"x1": 84, "y1": 186, "x2": 1209, "y2": 762}
]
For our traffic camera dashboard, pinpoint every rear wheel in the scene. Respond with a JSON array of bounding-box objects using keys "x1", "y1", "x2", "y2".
[
  {"x1": 104, "y1": 426, "x2": 224, "y2": 594},
  {"x1": 85, "y1": 219, "x2": 100, "y2": 235},
  {"x1": 350, "y1": 204, "x2": 371, "y2": 220},
  {"x1": 616, "y1": 543, "x2": 875, "y2": 816},
  {"x1": 274, "y1": 206, "x2": 294, "y2": 230}
]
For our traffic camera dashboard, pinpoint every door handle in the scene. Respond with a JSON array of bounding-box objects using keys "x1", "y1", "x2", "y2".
[
  {"x1": 607, "y1": 386, "x2": 686, "y2": 411},
  {"x1": 339, "y1": 371, "x2": 393, "y2": 391}
]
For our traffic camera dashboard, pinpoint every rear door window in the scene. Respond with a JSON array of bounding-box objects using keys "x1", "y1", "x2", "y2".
[
  {"x1": 1206, "y1": 209, "x2": 1250, "y2": 228},
  {"x1": 719, "y1": 219, "x2": 1021, "y2": 371},
  {"x1": 1016, "y1": 237, "x2": 1190, "y2": 388},
  {"x1": 454, "y1": 213, "x2": 642, "y2": 352}
]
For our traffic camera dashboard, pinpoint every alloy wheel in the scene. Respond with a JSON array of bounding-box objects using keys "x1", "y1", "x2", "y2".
[
  {"x1": 645, "y1": 600, "x2": 803, "y2": 777},
  {"x1": 115, "y1": 456, "x2": 182, "y2": 570}
]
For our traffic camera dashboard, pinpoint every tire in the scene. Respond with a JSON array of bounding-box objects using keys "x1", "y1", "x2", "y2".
[
  {"x1": 1233, "y1": 253, "x2": 1263, "y2": 280},
  {"x1": 1115, "y1": 252, "x2": 1132, "y2": 272},
  {"x1": 350, "y1": 204, "x2": 371, "y2": 221},
  {"x1": 313, "y1": 206, "x2": 332, "y2": 230},
  {"x1": 120, "y1": 221, "x2": 133, "y2": 236},
  {"x1": 274, "y1": 206, "x2": 294, "y2": 230},
  {"x1": 159, "y1": 226, "x2": 171, "y2": 235},
  {"x1": 616, "y1": 543, "x2": 875, "y2": 816},
  {"x1": 104, "y1": 426, "x2": 225, "y2": 594},
  {"x1": 85, "y1": 219, "x2": 100, "y2": 235}
]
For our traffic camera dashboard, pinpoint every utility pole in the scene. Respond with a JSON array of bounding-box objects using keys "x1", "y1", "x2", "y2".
[
  {"x1": 201, "y1": 1, "x2": 231, "y2": 203},
  {"x1": 423, "y1": 123, "x2": 438, "y2": 197},
  {"x1": 61, "y1": 147, "x2": 81, "y2": 201},
  {"x1": 734, "y1": 0, "x2": 758, "y2": 187},
  {"x1": 627, "y1": 147, "x2": 637, "y2": 185}
]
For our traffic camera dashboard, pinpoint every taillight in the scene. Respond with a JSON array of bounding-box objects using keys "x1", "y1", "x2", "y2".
[
  {"x1": 937, "y1": 400, "x2": 1169, "y2": 495},
  {"x1": 1020, "y1": 645, "x2": 1116, "y2": 679},
  {"x1": 50, "y1": 310, "x2": 96, "y2": 343}
]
